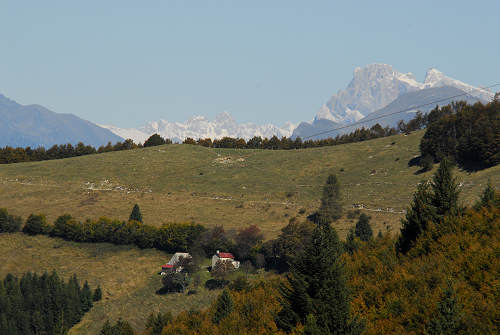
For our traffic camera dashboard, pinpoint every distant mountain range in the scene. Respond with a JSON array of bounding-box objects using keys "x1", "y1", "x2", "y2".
[
  {"x1": 292, "y1": 64, "x2": 494, "y2": 139},
  {"x1": 0, "y1": 94, "x2": 122, "y2": 148},
  {"x1": 1, "y1": 64, "x2": 495, "y2": 147},
  {"x1": 101, "y1": 112, "x2": 295, "y2": 144}
]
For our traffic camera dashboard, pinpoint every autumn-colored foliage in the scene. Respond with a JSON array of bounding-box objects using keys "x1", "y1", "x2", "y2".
[
  {"x1": 159, "y1": 280, "x2": 282, "y2": 335},
  {"x1": 345, "y1": 204, "x2": 500, "y2": 334}
]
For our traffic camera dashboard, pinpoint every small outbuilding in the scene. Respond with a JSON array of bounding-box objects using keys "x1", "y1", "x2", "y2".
[{"x1": 160, "y1": 252, "x2": 191, "y2": 274}]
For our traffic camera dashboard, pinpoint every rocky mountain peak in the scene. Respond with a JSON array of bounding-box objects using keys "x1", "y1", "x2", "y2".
[
  {"x1": 316, "y1": 63, "x2": 422, "y2": 124},
  {"x1": 314, "y1": 64, "x2": 493, "y2": 125}
]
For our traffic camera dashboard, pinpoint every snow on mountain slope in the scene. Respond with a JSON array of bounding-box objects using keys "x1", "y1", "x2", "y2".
[
  {"x1": 316, "y1": 64, "x2": 424, "y2": 124},
  {"x1": 423, "y1": 68, "x2": 494, "y2": 102},
  {"x1": 99, "y1": 125, "x2": 150, "y2": 144},
  {"x1": 104, "y1": 112, "x2": 295, "y2": 143},
  {"x1": 315, "y1": 64, "x2": 494, "y2": 125}
]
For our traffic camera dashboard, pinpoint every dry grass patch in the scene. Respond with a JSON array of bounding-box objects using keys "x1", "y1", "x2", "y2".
[
  {"x1": 0, "y1": 233, "x2": 219, "y2": 335},
  {"x1": 0, "y1": 131, "x2": 498, "y2": 239}
]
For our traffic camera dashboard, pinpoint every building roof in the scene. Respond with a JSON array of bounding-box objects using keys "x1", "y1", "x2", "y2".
[
  {"x1": 217, "y1": 252, "x2": 234, "y2": 259},
  {"x1": 167, "y1": 252, "x2": 191, "y2": 265}
]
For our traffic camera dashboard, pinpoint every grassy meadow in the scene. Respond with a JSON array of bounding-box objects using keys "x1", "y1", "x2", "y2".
[
  {"x1": 0, "y1": 130, "x2": 498, "y2": 238},
  {"x1": 0, "y1": 233, "x2": 221, "y2": 335}
]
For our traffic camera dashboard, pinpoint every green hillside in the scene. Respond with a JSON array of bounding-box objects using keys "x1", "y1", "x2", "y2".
[
  {"x1": 0, "y1": 131, "x2": 498, "y2": 238},
  {"x1": 0, "y1": 234, "x2": 219, "y2": 335}
]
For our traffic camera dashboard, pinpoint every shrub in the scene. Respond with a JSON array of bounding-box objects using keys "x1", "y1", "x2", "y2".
[
  {"x1": 0, "y1": 208, "x2": 22, "y2": 233},
  {"x1": 22, "y1": 214, "x2": 50, "y2": 235}
]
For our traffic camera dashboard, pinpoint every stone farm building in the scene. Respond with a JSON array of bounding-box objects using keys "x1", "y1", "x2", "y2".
[
  {"x1": 211, "y1": 250, "x2": 240, "y2": 269},
  {"x1": 161, "y1": 252, "x2": 191, "y2": 274}
]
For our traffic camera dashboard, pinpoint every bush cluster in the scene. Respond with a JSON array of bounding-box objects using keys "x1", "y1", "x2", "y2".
[{"x1": 2, "y1": 210, "x2": 205, "y2": 254}]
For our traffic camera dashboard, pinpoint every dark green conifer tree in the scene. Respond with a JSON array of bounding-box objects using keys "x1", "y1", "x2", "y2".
[
  {"x1": 277, "y1": 218, "x2": 363, "y2": 334},
  {"x1": 212, "y1": 289, "x2": 234, "y2": 324},
  {"x1": 477, "y1": 179, "x2": 498, "y2": 208},
  {"x1": 431, "y1": 159, "x2": 460, "y2": 218},
  {"x1": 129, "y1": 204, "x2": 143, "y2": 223},
  {"x1": 317, "y1": 174, "x2": 343, "y2": 223},
  {"x1": 93, "y1": 285, "x2": 102, "y2": 302},
  {"x1": 81, "y1": 281, "x2": 93, "y2": 312},
  {"x1": 396, "y1": 181, "x2": 436, "y2": 254},
  {"x1": 427, "y1": 284, "x2": 464, "y2": 335},
  {"x1": 344, "y1": 229, "x2": 360, "y2": 255},
  {"x1": 354, "y1": 214, "x2": 373, "y2": 242}
]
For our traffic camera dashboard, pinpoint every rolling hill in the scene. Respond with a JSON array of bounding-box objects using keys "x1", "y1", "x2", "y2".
[
  {"x1": 0, "y1": 233, "x2": 219, "y2": 335},
  {"x1": 0, "y1": 131, "x2": 498, "y2": 238}
]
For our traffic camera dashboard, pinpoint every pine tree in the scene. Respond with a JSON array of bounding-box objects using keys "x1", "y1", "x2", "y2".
[
  {"x1": 212, "y1": 289, "x2": 234, "y2": 324},
  {"x1": 277, "y1": 220, "x2": 363, "y2": 334},
  {"x1": 397, "y1": 181, "x2": 436, "y2": 254},
  {"x1": 93, "y1": 285, "x2": 102, "y2": 302},
  {"x1": 81, "y1": 281, "x2": 93, "y2": 312},
  {"x1": 431, "y1": 159, "x2": 460, "y2": 218},
  {"x1": 129, "y1": 204, "x2": 143, "y2": 223},
  {"x1": 478, "y1": 179, "x2": 497, "y2": 208},
  {"x1": 344, "y1": 229, "x2": 360, "y2": 255},
  {"x1": 427, "y1": 284, "x2": 464, "y2": 335},
  {"x1": 317, "y1": 174, "x2": 343, "y2": 223},
  {"x1": 354, "y1": 214, "x2": 373, "y2": 242}
]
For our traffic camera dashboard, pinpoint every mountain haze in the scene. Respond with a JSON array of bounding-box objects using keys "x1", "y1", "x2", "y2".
[{"x1": 0, "y1": 94, "x2": 123, "y2": 148}]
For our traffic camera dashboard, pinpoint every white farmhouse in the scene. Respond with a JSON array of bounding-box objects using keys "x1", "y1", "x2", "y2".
[{"x1": 211, "y1": 250, "x2": 240, "y2": 269}]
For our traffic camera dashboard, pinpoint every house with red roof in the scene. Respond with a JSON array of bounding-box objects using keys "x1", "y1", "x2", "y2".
[
  {"x1": 160, "y1": 252, "x2": 191, "y2": 275},
  {"x1": 211, "y1": 250, "x2": 240, "y2": 269}
]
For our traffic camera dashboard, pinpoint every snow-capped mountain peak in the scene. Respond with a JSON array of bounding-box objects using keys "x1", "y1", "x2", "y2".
[
  {"x1": 103, "y1": 112, "x2": 295, "y2": 144},
  {"x1": 423, "y1": 67, "x2": 493, "y2": 101},
  {"x1": 314, "y1": 64, "x2": 494, "y2": 125},
  {"x1": 315, "y1": 63, "x2": 423, "y2": 124}
]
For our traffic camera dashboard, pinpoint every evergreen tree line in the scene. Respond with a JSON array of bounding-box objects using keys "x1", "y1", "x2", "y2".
[
  {"x1": 0, "y1": 209, "x2": 205, "y2": 254},
  {"x1": 180, "y1": 123, "x2": 398, "y2": 150},
  {"x1": 0, "y1": 139, "x2": 139, "y2": 164},
  {"x1": 419, "y1": 97, "x2": 500, "y2": 168},
  {"x1": 0, "y1": 271, "x2": 101, "y2": 335}
]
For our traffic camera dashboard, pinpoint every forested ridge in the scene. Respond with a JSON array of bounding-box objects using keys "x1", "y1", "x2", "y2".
[
  {"x1": 0, "y1": 271, "x2": 101, "y2": 335},
  {"x1": 420, "y1": 96, "x2": 500, "y2": 168}
]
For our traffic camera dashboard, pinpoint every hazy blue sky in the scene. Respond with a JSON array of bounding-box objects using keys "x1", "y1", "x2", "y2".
[{"x1": 1, "y1": 1, "x2": 499, "y2": 127}]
